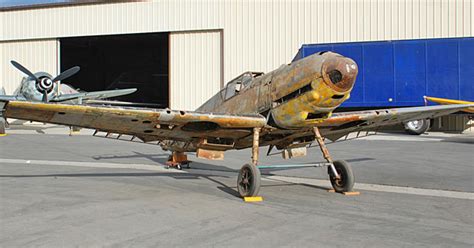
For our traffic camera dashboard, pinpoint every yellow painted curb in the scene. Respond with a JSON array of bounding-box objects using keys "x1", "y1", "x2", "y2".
[
  {"x1": 0, "y1": 134, "x2": 7, "y2": 137},
  {"x1": 243, "y1": 196, "x2": 263, "y2": 202}
]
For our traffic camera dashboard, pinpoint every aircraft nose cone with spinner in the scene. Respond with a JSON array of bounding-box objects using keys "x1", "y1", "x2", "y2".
[
  {"x1": 268, "y1": 52, "x2": 359, "y2": 129},
  {"x1": 321, "y1": 56, "x2": 358, "y2": 93}
]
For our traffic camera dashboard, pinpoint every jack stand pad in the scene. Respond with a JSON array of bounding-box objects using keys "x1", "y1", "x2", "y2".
[
  {"x1": 69, "y1": 126, "x2": 81, "y2": 136},
  {"x1": 243, "y1": 196, "x2": 263, "y2": 202},
  {"x1": 327, "y1": 189, "x2": 360, "y2": 196},
  {"x1": 166, "y1": 152, "x2": 191, "y2": 170}
]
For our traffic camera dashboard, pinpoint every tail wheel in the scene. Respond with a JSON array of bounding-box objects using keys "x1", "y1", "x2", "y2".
[
  {"x1": 237, "y1": 164, "x2": 261, "y2": 197},
  {"x1": 329, "y1": 160, "x2": 354, "y2": 192}
]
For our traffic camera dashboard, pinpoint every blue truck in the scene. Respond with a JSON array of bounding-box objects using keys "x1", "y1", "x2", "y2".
[{"x1": 293, "y1": 37, "x2": 474, "y2": 134}]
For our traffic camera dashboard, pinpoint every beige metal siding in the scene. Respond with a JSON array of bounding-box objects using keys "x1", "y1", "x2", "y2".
[
  {"x1": 0, "y1": 40, "x2": 58, "y2": 94},
  {"x1": 0, "y1": 1, "x2": 224, "y2": 41},
  {"x1": 169, "y1": 31, "x2": 222, "y2": 110}
]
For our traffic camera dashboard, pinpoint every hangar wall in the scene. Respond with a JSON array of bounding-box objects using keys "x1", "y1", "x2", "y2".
[
  {"x1": 0, "y1": 39, "x2": 58, "y2": 94},
  {"x1": 170, "y1": 31, "x2": 222, "y2": 110},
  {"x1": 1, "y1": 0, "x2": 473, "y2": 109}
]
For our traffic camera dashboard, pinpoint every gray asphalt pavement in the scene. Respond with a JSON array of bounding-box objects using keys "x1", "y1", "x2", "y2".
[{"x1": 0, "y1": 127, "x2": 473, "y2": 247}]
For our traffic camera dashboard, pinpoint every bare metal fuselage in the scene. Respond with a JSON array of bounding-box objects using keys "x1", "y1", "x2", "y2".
[
  {"x1": 161, "y1": 52, "x2": 358, "y2": 153},
  {"x1": 197, "y1": 52, "x2": 357, "y2": 128}
]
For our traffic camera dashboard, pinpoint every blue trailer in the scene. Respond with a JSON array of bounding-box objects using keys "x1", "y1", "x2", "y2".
[{"x1": 293, "y1": 37, "x2": 474, "y2": 108}]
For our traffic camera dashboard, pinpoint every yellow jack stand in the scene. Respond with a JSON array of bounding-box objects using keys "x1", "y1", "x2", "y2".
[
  {"x1": 243, "y1": 196, "x2": 264, "y2": 202},
  {"x1": 327, "y1": 189, "x2": 360, "y2": 196}
]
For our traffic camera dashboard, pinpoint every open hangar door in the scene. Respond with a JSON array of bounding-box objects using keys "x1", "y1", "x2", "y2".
[{"x1": 60, "y1": 32, "x2": 169, "y2": 107}]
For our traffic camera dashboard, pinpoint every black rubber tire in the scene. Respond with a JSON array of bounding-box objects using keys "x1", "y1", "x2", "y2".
[
  {"x1": 404, "y1": 119, "x2": 431, "y2": 135},
  {"x1": 237, "y1": 164, "x2": 261, "y2": 197},
  {"x1": 329, "y1": 160, "x2": 355, "y2": 193}
]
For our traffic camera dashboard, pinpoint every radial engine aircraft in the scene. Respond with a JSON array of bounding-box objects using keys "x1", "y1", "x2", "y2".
[
  {"x1": 1, "y1": 52, "x2": 472, "y2": 198},
  {"x1": 0, "y1": 61, "x2": 137, "y2": 133}
]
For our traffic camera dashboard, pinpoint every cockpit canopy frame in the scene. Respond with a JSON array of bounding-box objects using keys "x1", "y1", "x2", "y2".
[{"x1": 224, "y1": 71, "x2": 264, "y2": 100}]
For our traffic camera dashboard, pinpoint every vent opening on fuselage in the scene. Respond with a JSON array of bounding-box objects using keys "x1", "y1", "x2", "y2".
[
  {"x1": 331, "y1": 94, "x2": 345, "y2": 99},
  {"x1": 306, "y1": 112, "x2": 328, "y2": 120},
  {"x1": 275, "y1": 83, "x2": 313, "y2": 104}
]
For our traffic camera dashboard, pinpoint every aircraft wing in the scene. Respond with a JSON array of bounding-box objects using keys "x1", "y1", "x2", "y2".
[
  {"x1": 51, "y1": 88, "x2": 137, "y2": 102},
  {"x1": 318, "y1": 104, "x2": 474, "y2": 141},
  {"x1": 424, "y1": 96, "x2": 474, "y2": 113},
  {"x1": 0, "y1": 95, "x2": 27, "y2": 101},
  {"x1": 2, "y1": 101, "x2": 267, "y2": 142}
]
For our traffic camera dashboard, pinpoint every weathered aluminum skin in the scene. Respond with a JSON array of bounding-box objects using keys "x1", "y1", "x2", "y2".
[{"x1": 198, "y1": 52, "x2": 357, "y2": 129}]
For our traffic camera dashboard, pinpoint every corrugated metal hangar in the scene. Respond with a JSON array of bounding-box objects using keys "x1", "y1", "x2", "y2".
[{"x1": 0, "y1": 0, "x2": 473, "y2": 111}]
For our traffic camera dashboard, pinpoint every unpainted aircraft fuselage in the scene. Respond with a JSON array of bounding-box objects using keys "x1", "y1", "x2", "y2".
[
  {"x1": 160, "y1": 52, "x2": 358, "y2": 153},
  {"x1": 197, "y1": 52, "x2": 358, "y2": 129}
]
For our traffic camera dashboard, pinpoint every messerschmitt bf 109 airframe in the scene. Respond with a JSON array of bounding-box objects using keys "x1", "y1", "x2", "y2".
[{"x1": 1, "y1": 52, "x2": 471, "y2": 198}]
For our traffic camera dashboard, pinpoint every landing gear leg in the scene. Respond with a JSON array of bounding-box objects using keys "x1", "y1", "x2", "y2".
[
  {"x1": 0, "y1": 101, "x2": 7, "y2": 135},
  {"x1": 313, "y1": 127, "x2": 354, "y2": 192},
  {"x1": 237, "y1": 127, "x2": 262, "y2": 197},
  {"x1": 0, "y1": 117, "x2": 6, "y2": 135}
]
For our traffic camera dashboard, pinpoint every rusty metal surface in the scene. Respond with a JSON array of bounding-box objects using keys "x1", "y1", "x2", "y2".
[
  {"x1": 5, "y1": 101, "x2": 266, "y2": 143},
  {"x1": 251, "y1": 127, "x2": 260, "y2": 165},
  {"x1": 282, "y1": 147, "x2": 307, "y2": 159},
  {"x1": 196, "y1": 148, "x2": 224, "y2": 160},
  {"x1": 196, "y1": 52, "x2": 358, "y2": 130},
  {"x1": 313, "y1": 127, "x2": 333, "y2": 163}
]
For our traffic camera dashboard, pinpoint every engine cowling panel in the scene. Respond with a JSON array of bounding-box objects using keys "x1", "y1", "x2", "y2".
[{"x1": 270, "y1": 52, "x2": 358, "y2": 129}]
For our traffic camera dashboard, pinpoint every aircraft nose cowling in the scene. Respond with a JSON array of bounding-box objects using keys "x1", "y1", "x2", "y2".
[{"x1": 321, "y1": 56, "x2": 358, "y2": 93}]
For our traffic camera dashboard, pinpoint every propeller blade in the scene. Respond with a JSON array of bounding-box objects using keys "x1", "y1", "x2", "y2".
[
  {"x1": 42, "y1": 91, "x2": 48, "y2": 103},
  {"x1": 11, "y1": 60, "x2": 38, "y2": 80},
  {"x1": 52, "y1": 66, "x2": 80, "y2": 82}
]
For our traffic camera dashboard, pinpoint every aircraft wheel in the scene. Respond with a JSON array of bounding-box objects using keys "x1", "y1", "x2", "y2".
[
  {"x1": 237, "y1": 164, "x2": 261, "y2": 197},
  {"x1": 329, "y1": 160, "x2": 354, "y2": 193},
  {"x1": 404, "y1": 119, "x2": 430, "y2": 135}
]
